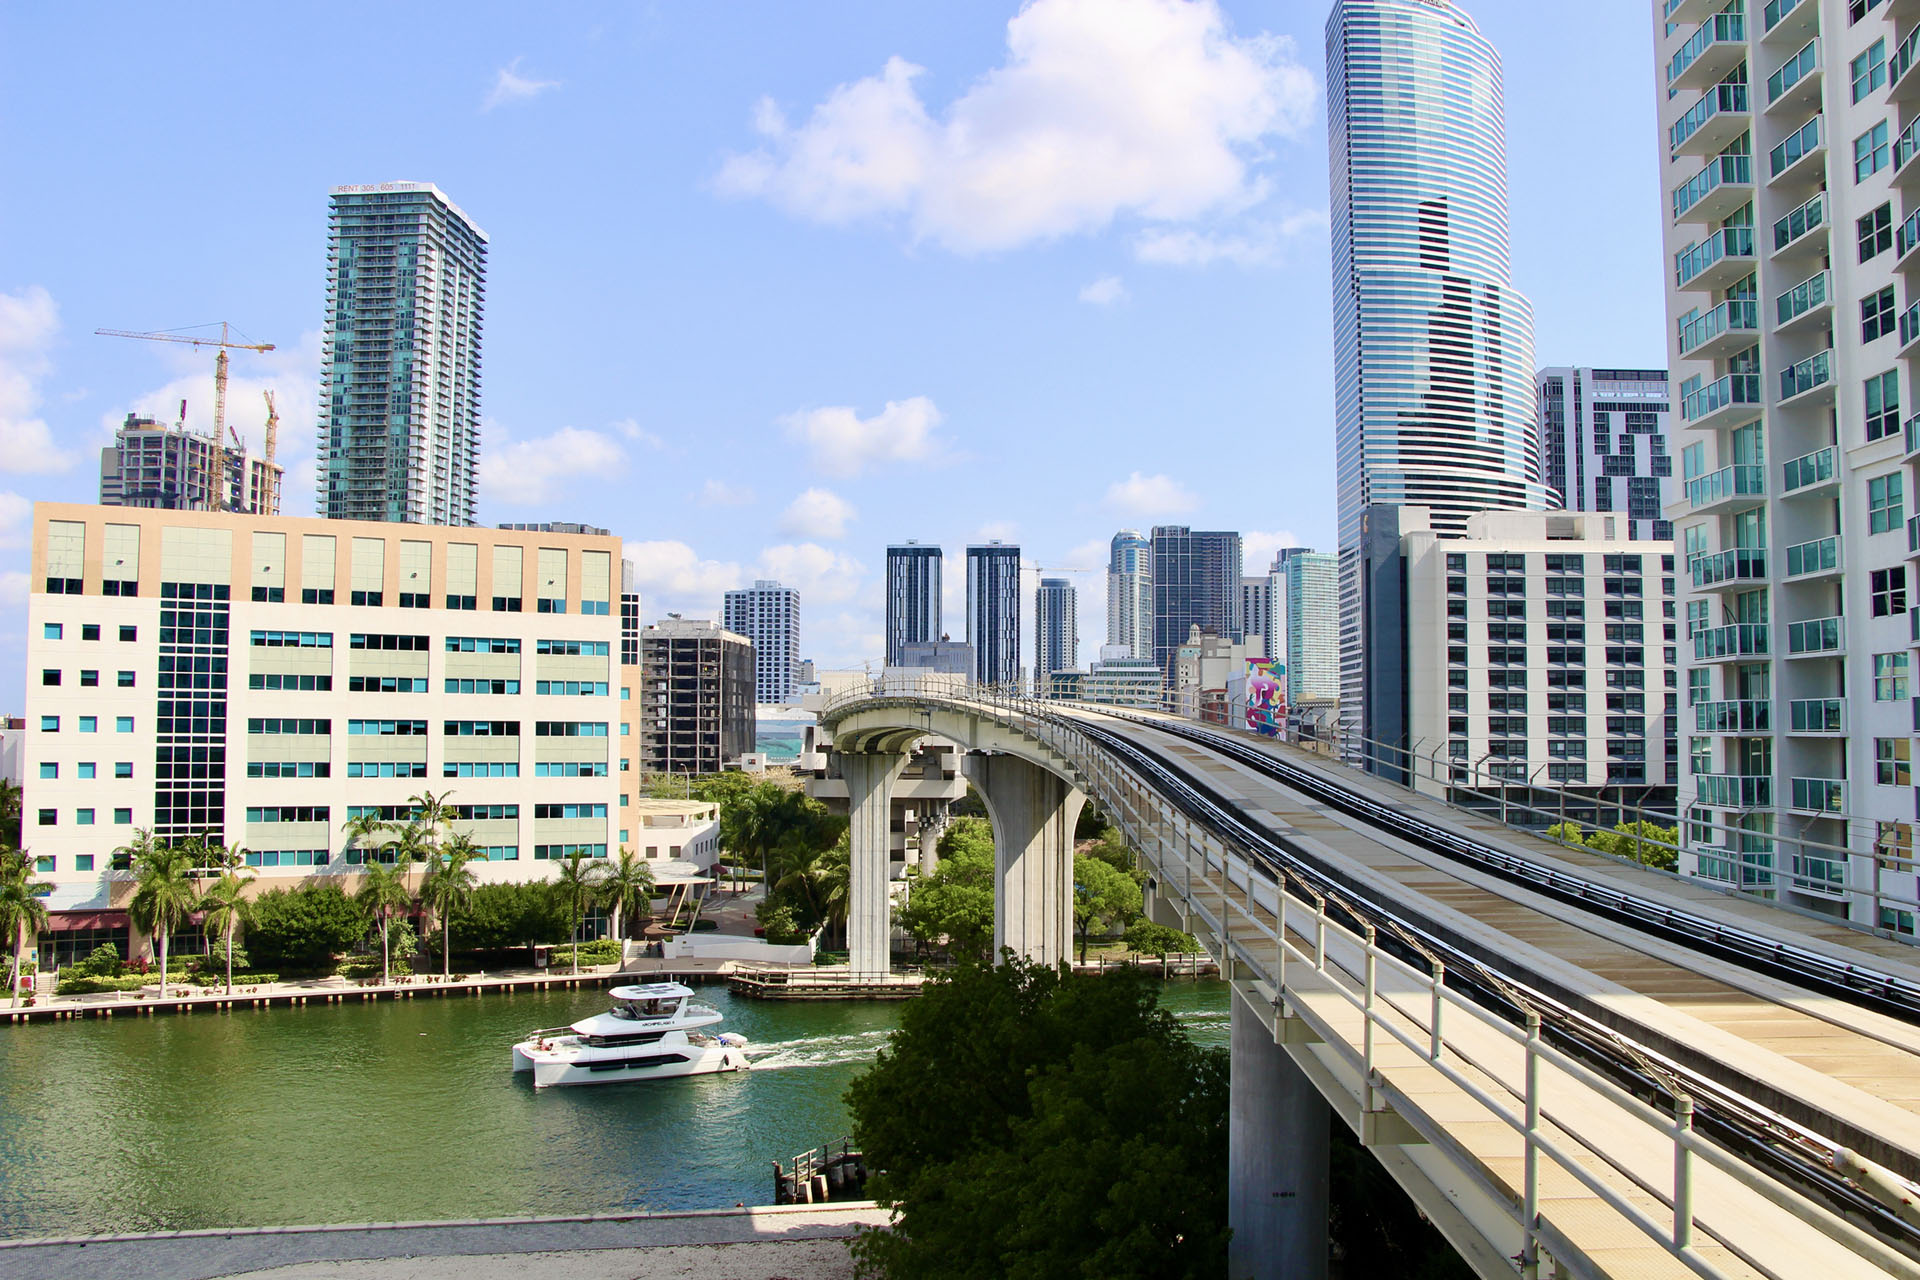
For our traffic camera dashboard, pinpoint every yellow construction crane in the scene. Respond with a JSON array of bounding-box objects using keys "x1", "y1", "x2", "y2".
[
  {"x1": 95, "y1": 322, "x2": 275, "y2": 459},
  {"x1": 260, "y1": 390, "x2": 281, "y2": 512}
]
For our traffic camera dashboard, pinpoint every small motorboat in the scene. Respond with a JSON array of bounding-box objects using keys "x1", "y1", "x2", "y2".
[{"x1": 511, "y1": 982, "x2": 751, "y2": 1089}]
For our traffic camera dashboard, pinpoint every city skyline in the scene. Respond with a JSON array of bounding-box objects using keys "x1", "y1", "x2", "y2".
[{"x1": 0, "y1": 0, "x2": 1667, "y2": 709}]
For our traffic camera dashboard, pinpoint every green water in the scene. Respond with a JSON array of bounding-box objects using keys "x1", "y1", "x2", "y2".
[{"x1": 0, "y1": 979, "x2": 1228, "y2": 1239}]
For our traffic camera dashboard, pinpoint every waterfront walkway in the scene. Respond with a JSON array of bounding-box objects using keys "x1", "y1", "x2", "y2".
[{"x1": 0, "y1": 1203, "x2": 888, "y2": 1280}]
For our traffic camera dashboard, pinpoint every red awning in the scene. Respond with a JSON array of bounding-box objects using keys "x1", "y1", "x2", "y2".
[{"x1": 47, "y1": 911, "x2": 130, "y2": 932}]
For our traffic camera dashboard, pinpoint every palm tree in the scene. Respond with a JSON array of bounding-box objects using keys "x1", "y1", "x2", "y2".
[
  {"x1": 553, "y1": 850, "x2": 606, "y2": 970},
  {"x1": 818, "y1": 838, "x2": 852, "y2": 947},
  {"x1": 354, "y1": 856, "x2": 414, "y2": 986},
  {"x1": 198, "y1": 869, "x2": 255, "y2": 995},
  {"x1": 0, "y1": 849, "x2": 51, "y2": 1008},
  {"x1": 128, "y1": 836, "x2": 199, "y2": 994},
  {"x1": 419, "y1": 836, "x2": 478, "y2": 979},
  {"x1": 406, "y1": 789, "x2": 457, "y2": 855},
  {"x1": 341, "y1": 811, "x2": 392, "y2": 866},
  {"x1": 599, "y1": 848, "x2": 656, "y2": 944},
  {"x1": 0, "y1": 778, "x2": 24, "y2": 850},
  {"x1": 202, "y1": 837, "x2": 250, "y2": 875}
]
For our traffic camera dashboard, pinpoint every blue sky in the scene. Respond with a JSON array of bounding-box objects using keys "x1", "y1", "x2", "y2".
[{"x1": 0, "y1": 0, "x2": 1665, "y2": 707}]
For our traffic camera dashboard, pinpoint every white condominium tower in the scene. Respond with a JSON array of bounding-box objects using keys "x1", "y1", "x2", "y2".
[
  {"x1": 1656, "y1": 0, "x2": 1918, "y2": 927},
  {"x1": 1107, "y1": 529, "x2": 1152, "y2": 660},
  {"x1": 1326, "y1": 0, "x2": 1552, "y2": 746},
  {"x1": 1034, "y1": 576, "x2": 1079, "y2": 691},
  {"x1": 1535, "y1": 367, "x2": 1676, "y2": 542},
  {"x1": 723, "y1": 579, "x2": 800, "y2": 704},
  {"x1": 320, "y1": 183, "x2": 487, "y2": 526}
]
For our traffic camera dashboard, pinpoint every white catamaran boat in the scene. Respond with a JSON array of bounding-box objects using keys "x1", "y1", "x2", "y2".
[{"x1": 511, "y1": 982, "x2": 750, "y2": 1089}]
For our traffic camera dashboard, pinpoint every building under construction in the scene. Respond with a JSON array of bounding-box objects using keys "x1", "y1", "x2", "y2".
[{"x1": 98, "y1": 411, "x2": 283, "y2": 515}]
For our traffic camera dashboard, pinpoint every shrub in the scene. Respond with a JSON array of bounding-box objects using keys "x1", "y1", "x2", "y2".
[
  {"x1": 56, "y1": 974, "x2": 150, "y2": 996},
  {"x1": 757, "y1": 902, "x2": 805, "y2": 945},
  {"x1": 247, "y1": 884, "x2": 367, "y2": 974},
  {"x1": 190, "y1": 970, "x2": 279, "y2": 987},
  {"x1": 68, "y1": 943, "x2": 122, "y2": 979},
  {"x1": 1124, "y1": 920, "x2": 1199, "y2": 957}
]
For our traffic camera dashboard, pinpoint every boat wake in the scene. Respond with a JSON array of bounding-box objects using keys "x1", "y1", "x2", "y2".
[{"x1": 748, "y1": 1028, "x2": 896, "y2": 1071}]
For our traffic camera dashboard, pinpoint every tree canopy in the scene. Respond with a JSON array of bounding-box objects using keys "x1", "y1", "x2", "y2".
[
  {"x1": 899, "y1": 823, "x2": 996, "y2": 961},
  {"x1": 1072, "y1": 853, "x2": 1141, "y2": 962},
  {"x1": 846, "y1": 959, "x2": 1229, "y2": 1279},
  {"x1": 247, "y1": 884, "x2": 368, "y2": 973}
]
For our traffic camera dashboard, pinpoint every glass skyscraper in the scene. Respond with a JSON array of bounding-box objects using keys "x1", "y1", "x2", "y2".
[
  {"x1": 884, "y1": 542, "x2": 942, "y2": 667},
  {"x1": 966, "y1": 542, "x2": 1022, "y2": 686},
  {"x1": 1107, "y1": 529, "x2": 1151, "y2": 660},
  {"x1": 1149, "y1": 527, "x2": 1243, "y2": 676},
  {"x1": 1326, "y1": 0, "x2": 1550, "y2": 738},
  {"x1": 319, "y1": 182, "x2": 487, "y2": 526},
  {"x1": 1034, "y1": 576, "x2": 1079, "y2": 691}
]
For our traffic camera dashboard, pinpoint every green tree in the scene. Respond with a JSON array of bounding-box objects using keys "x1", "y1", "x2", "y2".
[
  {"x1": 1546, "y1": 820, "x2": 1679, "y2": 872},
  {"x1": 198, "y1": 869, "x2": 256, "y2": 994},
  {"x1": 1072, "y1": 852, "x2": 1142, "y2": 963},
  {"x1": 553, "y1": 849, "x2": 606, "y2": 969},
  {"x1": 599, "y1": 848, "x2": 656, "y2": 942},
  {"x1": 898, "y1": 831, "x2": 995, "y2": 961},
  {"x1": 1123, "y1": 920, "x2": 1198, "y2": 957},
  {"x1": 406, "y1": 788, "x2": 458, "y2": 849},
  {"x1": 353, "y1": 856, "x2": 414, "y2": 985},
  {"x1": 420, "y1": 838, "x2": 479, "y2": 977},
  {"x1": 0, "y1": 779, "x2": 21, "y2": 851},
  {"x1": 846, "y1": 959, "x2": 1229, "y2": 1279},
  {"x1": 127, "y1": 834, "x2": 199, "y2": 990},
  {"x1": 0, "y1": 849, "x2": 51, "y2": 1007},
  {"x1": 341, "y1": 811, "x2": 393, "y2": 865},
  {"x1": 460, "y1": 881, "x2": 568, "y2": 957},
  {"x1": 248, "y1": 884, "x2": 368, "y2": 973}
]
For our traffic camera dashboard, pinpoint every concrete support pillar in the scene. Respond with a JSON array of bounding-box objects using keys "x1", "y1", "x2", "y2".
[
  {"x1": 962, "y1": 753, "x2": 1086, "y2": 966},
  {"x1": 1229, "y1": 985, "x2": 1329, "y2": 1280},
  {"x1": 843, "y1": 750, "x2": 908, "y2": 978}
]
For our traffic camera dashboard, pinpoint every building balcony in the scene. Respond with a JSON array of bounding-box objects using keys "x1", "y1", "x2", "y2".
[
  {"x1": 1909, "y1": 513, "x2": 1920, "y2": 559},
  {"x1": 1671, "y1": 82, "x2": 1752, "y2": 158},
  {"x1": 1785, "y1": 615, "x2": 1844, "y2": 656},
  {"x1": 1767, "y1": 115, "x2": 1826, "y2": 188},
  {"x1": 1786, "y1": 698, "x2": 1845, "y2": 735},
  {"x1": 1780, "y1": 446, "x2": 1837, "y2": 496},
  {"x1": 1766, "y1": 39, "x2": 1821, "y2": 114},
  {"x1": 1898, "y1": 119, "x2": 1920, "y2": 195},
  {"x1": 1685, "y1": 462, "x2": 1766, "y2": 513},
  {"x1": 1691, "y1": 547, "x2": 1768, "y2": 590},
  {"x1": 1774, "y1": 270, "x2": 1831, "y2": 332},
  {"x1": 1695, "y1": 772, "x2": 1775, "y2": 809},
  {"x1": 1665, "y1": 0, "x2": 1719, "y2": 24},
  {"x1": 1783, "y1": 535, "x2": 1842, "y2": 580},
  {"x1": 1762, "y1": 0, "x2": 1816, "y2": 41},
  {"x1": 1680, "y1": 298, "x2": 1761, "y2": 359},
  {"x1": 1672, "y1": 154, "x2": 1754, "y2": 224},
  {"x1": 1906, "y1": 414, "x2": 1920, "y2": 462},
  {"x1": 1902, "y1": 303, "x2": 1920, "y2": 357},
  {"x1": 1677, "y1": 226, "x2": 1758, "y2": 292},
  {"x1": 1694, "y1": 623, "x2": 1769, "y2": 662},
  {"x1": 1893, "y1": 25, "x2": 1920, "y2": 106},
  {"x1": 1695, "y1": 699, "x2": 1772, "y2": 734},
  {"x1": 1896, "y1": 0, "x2": 1920, "y2": 20},
  {"x1": 1788, "y1": 854, "x2": 1849, "y2": 898},
  {"x1": 1682, "y1": 373, "x2": 1763, "y2": 429},
  {"x1": 1771, "y1": 192, "x2": 1827, "y2": 262},
  {"x1": 1790, "y1": 777, "x2": 1846, "y2": 815},
  {"x1": 1670, "y1": 13, "x2": 1749, "y2": 91},
  {"x1": 1779, "y1": 350, "x2": 1834, "y2": 406}
]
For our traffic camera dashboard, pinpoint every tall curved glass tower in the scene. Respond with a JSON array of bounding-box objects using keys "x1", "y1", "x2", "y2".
[
  {"x1": 1326, "y1": 0, "x2": 1549, "y2": 739},
  {"x1": 1106, "y1": 529, "x2": 1151, "y2": 660}
]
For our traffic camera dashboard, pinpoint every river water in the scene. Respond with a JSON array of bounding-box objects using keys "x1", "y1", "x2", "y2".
[{"x1": 0, "y1": 978, "x2": 1228, "y2": 1239}]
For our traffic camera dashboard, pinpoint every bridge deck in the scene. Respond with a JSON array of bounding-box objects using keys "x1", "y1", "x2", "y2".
[{"x1": 1119, "y1": 721, "x2": 1920, "y2": 1175}]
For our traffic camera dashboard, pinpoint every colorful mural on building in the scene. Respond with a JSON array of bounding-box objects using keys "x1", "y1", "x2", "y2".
[{"x1": 1244, "y1": 657, "x2": 1285, "y2": 738}]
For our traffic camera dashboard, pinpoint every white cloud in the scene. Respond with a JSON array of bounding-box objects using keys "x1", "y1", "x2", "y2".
[
  {"x1": 0, "y1": 570, "x2": 25, "y2": 608},
  {"x1": 716, "y1": 0, "x2": 1316, "y2": 254},
  {"x1": 484, "y1": 57, "x2": 560, "y2": 111},
  {"x1": 0, "y1": 491, "x2": 30, "y2": 550},
  {"x1": 698, "y1": 479, "x2": 757, "y2": 507},
  {"x1": 479, "y1": 425, "x2": 624, "y2": 506},
  {"x1": 0, "y1": 285, "x2": 78, "y2": 474},
  {"x1": 1103, "y1": 471, "x2": 1197, "y2": 519},
  {"x1": 974, "y1": 520, "x2": 1019, "y2": 543},
  {"x1": 622, "y1": 540, "x2": 745, "y2": 607},
  {"x1": 612, "y1": 419, "x2": 667, "y2": 450},
  {"x1": 756, "y1": 542, "x2": 865, "y2": 605},
  {"x1": 1241, "y1": 529, "x2": 1304, "y2": 574},
  {"x1": 780, "y1": 487, "x2": 856, "y2": 539},
  {"x1": 1131, "y1": 209, "x2": 1326, "y2": 267},
  {"x1": 1078, "y1": 275, "x2": 1128, "y2": 305},
  {"x1": 782, "y1": 396, "x2": 945, "y2": 476}
]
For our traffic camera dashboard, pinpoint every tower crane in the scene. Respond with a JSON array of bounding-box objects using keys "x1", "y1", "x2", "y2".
[{"x1": 95, "y1": 322, "x2": 275, "y2": 456}]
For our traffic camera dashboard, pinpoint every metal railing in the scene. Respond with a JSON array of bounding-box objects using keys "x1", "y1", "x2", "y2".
[{"x1": 818, "y1": 676, "x2": 1920, "y2": 1278}]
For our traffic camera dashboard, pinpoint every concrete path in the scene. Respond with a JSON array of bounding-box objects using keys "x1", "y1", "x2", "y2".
[{"x1": 0, "y1": 1203, "x2": 888, "y2": 1280}]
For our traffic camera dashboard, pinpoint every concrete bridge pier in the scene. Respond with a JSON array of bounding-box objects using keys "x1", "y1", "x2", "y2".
[
  {"x1": 843, "y1": 750, "x2": 909, "y2": 977},
  {"x1": 1229, "y1": 985, "x2": 1329, "y2": 1280},
  {"x1": 962, "y1": 752, "x2": 1087, "y2": 967}
]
